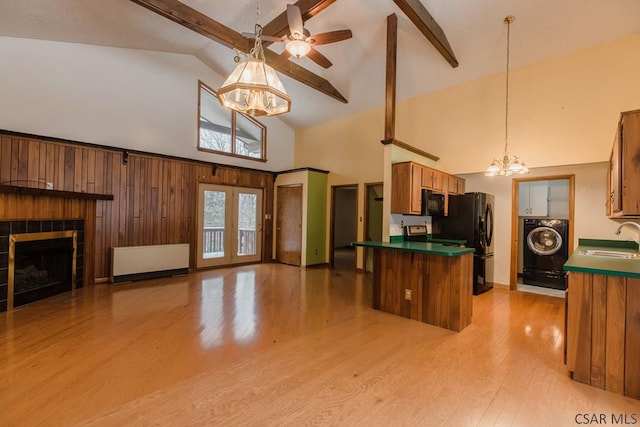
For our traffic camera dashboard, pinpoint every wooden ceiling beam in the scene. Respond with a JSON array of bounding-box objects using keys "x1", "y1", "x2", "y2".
[
  {"x1": 384, "y1": 13, "x2": 397, "y2": 142},
  {"x1": 392, "y1": 0, "x2": 458, "y2": 68},
  {"x1": 129, "y1": 0, "x2": 347, "y2": 103}
]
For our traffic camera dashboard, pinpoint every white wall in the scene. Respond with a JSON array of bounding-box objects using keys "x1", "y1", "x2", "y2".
[
  {"x1": 396, "y1": 33, "x2": 640, "y2": 174},
  {"x1": 461, "y1": 162, "x2": 638, "y2": 286},
  {"x1": 295, "y1": 34, "x2": 640, "y2": 270},
  {"x1": 0, "y1": 36, "x2": 295, "y2": 171}
]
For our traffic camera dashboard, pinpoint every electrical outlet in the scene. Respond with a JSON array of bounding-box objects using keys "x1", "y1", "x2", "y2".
[
  {"x1": 315, "y1": 249, "x2": 318, "y2": 255},
  {"x1": 404, "y1": 289, "x2": 412, "y2": 300}
]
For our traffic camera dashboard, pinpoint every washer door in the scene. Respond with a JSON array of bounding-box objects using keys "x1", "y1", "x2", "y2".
[{"x1": 527, "y1": 226, "x2": 563, "y2": 256}]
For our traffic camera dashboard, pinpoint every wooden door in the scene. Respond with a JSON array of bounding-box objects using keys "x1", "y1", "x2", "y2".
[{"x1": 276, "y1": 185, "x2": 302, "y2": 266}]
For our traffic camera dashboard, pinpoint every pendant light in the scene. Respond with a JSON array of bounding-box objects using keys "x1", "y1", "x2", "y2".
[
  {"x1": 217, "y1": 0, "x2": 291, "y2": 117},
  {"x1": 485, "y1": 16, "x2": 529, "y2": 177}
]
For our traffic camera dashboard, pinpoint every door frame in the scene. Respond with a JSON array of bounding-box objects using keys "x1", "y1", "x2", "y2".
[
  {"x1": 363, "y1": 182, "x2": 384, "y2": 272},
  {"x1": 329, "y1": 184, "x2": 359, "y2": 267},
  {"x1": 509, "y1": 175, "x2": 575, "y2": 290},
  {"x1": 196, "y1": 183, "x2": 263, "y2": 269}
]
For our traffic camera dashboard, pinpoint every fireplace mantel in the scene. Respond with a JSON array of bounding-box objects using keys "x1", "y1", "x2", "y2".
[{"x1": 0, "y1": 185, "x2": 113, "y2": 200}]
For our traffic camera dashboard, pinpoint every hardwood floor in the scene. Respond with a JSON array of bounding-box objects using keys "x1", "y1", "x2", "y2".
[{"x1": 1, "y1": 264, "x2": 638, "y2": 426}]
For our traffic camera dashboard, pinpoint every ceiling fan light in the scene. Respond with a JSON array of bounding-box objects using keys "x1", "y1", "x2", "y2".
[
  {"x1": 218, "y1": 58, "x2": 291, "y2": 117},
  {"x1": 286, "y1": 39, "x2": 311, "y2": 58}
]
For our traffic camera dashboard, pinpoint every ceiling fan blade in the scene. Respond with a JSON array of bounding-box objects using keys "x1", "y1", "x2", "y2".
[
  {"x1": 287, "y1": 4, "x2": 305, "y2": 38},
  {"x1": 307, "y1": 47, "x2": 333, "y2": 69},
  {"x1": 310, "y1": 29, "x2": 353, "y2": 46}
]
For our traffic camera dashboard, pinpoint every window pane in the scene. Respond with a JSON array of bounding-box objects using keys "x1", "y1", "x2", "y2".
[
  {"x1": 199, "y1": 86, "x2": 232, "y2": 153},
  {"x1": 235, "y1": 113, "x2": 264, "y2": 159},
  {"x1": 237, "y1": 193, "x2": 257, "y2": 256},
  {"x1": 202, "y1": 190, "x2": 226, "y2": 259}
]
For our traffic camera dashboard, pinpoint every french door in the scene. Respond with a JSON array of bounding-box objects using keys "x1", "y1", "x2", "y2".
[{"x1": 197, "y1": 184, "x2": 263, "y2": 268}]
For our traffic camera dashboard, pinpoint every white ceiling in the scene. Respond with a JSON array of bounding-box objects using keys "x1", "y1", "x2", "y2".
[{"x1": 1, "y1": 0, "x2": 639, "y2": 129}]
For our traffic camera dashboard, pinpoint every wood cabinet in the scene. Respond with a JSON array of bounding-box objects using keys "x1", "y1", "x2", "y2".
[
  {"x1": 566, "y1": 271, "x2": 640, "y2": 399},
  {"x1": 391, "y1": 161, "x2": 465, "y2": 215},
  {"x1": 447, "y1": 175, "x2": 465, "y2": 195},
  {"x1": 608, "y1": 109, "x2": 640, "y2": 217},
  {"x1": 421, "y1": 167, "x2": 443, "y2": 192},
  {"x1": 372, "y1": 249, "x2": 473, "y2": 332},
  {"x1": 391, "y1": 161, "x2": 423, "y2": 215},
  {"x1": 518, "y1": 181, "x2": 548, "y2": 216}
]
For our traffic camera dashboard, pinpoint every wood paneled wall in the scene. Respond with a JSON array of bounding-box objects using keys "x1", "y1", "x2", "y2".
[{"x1": 0, "y1": 132, "x2": 275, "y2": 280}]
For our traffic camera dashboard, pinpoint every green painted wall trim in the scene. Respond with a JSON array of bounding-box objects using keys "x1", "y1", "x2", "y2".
[{"x1": 306, "y1": 171, "x2": 328, "y2": 265}]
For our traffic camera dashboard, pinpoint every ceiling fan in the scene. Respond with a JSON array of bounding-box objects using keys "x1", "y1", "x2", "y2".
[{"x1": 247, "y1": 4, "x2": 352, "y2": 69}]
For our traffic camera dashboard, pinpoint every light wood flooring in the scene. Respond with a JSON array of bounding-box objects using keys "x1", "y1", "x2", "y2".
[{"x1": 1, "y1": 263, "x2": 638, "y2": 426}]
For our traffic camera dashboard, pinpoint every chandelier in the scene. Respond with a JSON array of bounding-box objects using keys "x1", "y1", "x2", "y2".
[
  {"x1": 217, "y1": 1, "x2": 291, "y2": 117},
  {"x1": 485, "y1": 16, "x2": 528, "y2": 177}
]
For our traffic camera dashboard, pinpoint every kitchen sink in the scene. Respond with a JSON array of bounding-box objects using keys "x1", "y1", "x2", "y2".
[{"x1": 579, "y1": 249, "x2": 640, "y2": 259}]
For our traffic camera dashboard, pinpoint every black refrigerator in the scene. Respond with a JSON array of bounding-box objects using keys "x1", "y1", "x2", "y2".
[{"x1": 432, "y1": 192, "x2": 495, "y2": 295}]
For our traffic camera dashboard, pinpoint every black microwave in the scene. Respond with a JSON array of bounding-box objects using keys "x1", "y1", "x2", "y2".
[{"x1": 422, "y1": 190, "x2": 445, "y2": 216}]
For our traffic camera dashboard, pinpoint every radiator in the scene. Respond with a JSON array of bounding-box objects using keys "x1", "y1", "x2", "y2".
[{"x1": 111, "y1": 243, "x2": 189, "y2": 283}]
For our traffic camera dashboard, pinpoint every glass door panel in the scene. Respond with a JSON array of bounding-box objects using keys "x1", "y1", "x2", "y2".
[
  {"x1": 234, "y1": 190, "x2": 262, "y2": 263},
  {"x1": 197, "y1": 184, "x2": 262, "y2": 268},
  {"x1": 203, "y1": 190, "x2": 226, "y2": 259}
]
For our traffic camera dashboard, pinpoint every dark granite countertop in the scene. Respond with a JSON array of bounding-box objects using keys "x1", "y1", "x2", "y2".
[
  {"x1": 564, "y1": 239, "x2": 640, "y2": 279},
  {"x1": 352, "y1": 240, "x2": 474, "y2": 257}
]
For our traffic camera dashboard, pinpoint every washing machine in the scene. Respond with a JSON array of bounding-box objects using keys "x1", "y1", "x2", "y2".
[{"x1": 522, "y1": 218, "x2": 569, "y2": 290}]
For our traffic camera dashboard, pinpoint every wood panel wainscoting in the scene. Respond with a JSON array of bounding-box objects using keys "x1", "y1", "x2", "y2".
[
  {"x1": 566, "y1": 271, "x2": 640, "y2": 399},
  {"x1": 0, "y1": 130, "x2": 275, "y2": 281},
  {"x1": 373, "y1": 249, "x2": 473, "y2": 332}
]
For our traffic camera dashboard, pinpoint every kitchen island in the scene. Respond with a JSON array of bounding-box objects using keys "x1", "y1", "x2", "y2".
[
  {"x1": 563, "y1": 239, "x2": 640, "y2": 399},
  {"x1": 353, "y1": 240, "x2": 475, "y2": 332}
]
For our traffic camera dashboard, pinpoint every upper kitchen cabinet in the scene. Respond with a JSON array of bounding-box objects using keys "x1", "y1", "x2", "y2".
[
  {"x1": 421, "y1": 167, "x2": 444, "y2": 192},
  {"x1": 391, "y1": 162, "x2": 466, "y2": 215},
  {"x1": 519, "y1": 181, "x2": 549, "y2": 217},
  {"x1": 447, "y1": 175, "x2": 465, "y2": 195},
  {"x1": 547, "y1": 179, "x2": 570, "y2": 218},
  {"x1": 608, "y1": 109, "x2": 640, "y2": 217},
  {"x1": 391, "y1": 161, "x2": 423, "y2": 215}
]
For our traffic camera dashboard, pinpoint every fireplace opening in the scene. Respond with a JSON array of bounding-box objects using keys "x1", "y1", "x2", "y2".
[{"x1": 9, "y1": 230, "x2": 77, "y2": 310}]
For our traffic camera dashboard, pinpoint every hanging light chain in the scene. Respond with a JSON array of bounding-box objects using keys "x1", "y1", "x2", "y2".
[
  {"x1": 504, "y1": 15, "x2": 514, "y2": 155},
  {"x1": 485, "y1": 15, "x2": 527, "y2": 176},
  {"x1": 249, "y1": 0, "x2": 266, "y2": 61}
]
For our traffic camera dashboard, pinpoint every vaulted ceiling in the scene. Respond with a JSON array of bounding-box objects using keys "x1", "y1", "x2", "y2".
[{"x1": 1, "y1": 0, "x2": 639, "y2": 129}]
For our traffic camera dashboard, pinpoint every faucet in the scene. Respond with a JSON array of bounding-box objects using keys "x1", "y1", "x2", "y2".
[{"x1": 615, "y1": 221, "x2": 640, "y2": 251}]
